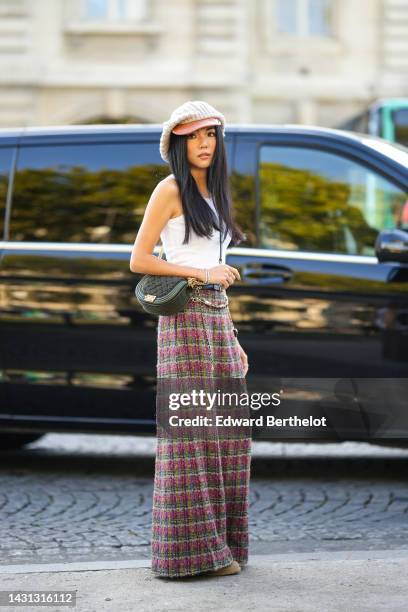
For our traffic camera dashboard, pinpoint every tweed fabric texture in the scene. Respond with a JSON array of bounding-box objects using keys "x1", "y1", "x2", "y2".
[
  {"x1": 160, "y1": 100, "x2": 226, "y2": 162},
  {"x1": 151, "y1": 287, "x2": 252, "y2": 578}
]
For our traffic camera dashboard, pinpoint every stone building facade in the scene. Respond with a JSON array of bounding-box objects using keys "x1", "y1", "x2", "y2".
[{"x1": 0, "y1": 0, "x2": 407, "y2": 127}]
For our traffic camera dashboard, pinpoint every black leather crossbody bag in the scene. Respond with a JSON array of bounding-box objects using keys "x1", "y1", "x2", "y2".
[{"x1": 135, "y1": 224, "x2": 223, "y2": 316}]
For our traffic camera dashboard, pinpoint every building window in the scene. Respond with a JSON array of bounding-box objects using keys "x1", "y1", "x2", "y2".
[
  {"x1": 275, "y1": 0, "x2": 333, "y2": 37},
  {"x1": 83, "y1": 0, "x2": 147, "y2": 22}
]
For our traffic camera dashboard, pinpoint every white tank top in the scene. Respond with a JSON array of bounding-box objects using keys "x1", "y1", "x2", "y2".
[{"x1": 160, "y1": 196, "x2": 232, "y2": 267}]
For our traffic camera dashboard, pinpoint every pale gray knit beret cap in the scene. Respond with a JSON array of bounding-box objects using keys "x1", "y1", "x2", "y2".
[{"x1": 159, "y1": 100, "x2": 226, "y2": 162}]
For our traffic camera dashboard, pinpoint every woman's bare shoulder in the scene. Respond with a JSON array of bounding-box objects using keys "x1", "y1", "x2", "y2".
[
  {"x1": 155, "y1": 174, "x2": 179, "y2": 197},
  {"x1": 151, "y1": 176, "x2": 181, "y2": 219}
]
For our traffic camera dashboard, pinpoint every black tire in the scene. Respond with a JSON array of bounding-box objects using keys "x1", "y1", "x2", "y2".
[{"x1": 0, "y1": 433, "x2": 44, "y2": 450}]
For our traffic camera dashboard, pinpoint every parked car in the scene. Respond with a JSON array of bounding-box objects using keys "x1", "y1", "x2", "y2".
[{"x1": 0, "y1": 124, "x2": 407, "y2": 449}]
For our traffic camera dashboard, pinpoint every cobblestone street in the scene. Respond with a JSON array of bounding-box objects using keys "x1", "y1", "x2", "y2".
[{"x1": 1, "y1": 435, "x2": 407, "y2": 566}]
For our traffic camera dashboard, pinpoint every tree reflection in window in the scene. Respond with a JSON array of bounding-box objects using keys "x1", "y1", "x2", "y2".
[
  {"x1": 259, "y1": 145, "x2": 407, "y2": 255},
  {"x1": 0, "y1": 147, "x2": 13, "y2": 239},
  {"x1": 10, "y1": 142, "x2": 167, "y2": 243}
]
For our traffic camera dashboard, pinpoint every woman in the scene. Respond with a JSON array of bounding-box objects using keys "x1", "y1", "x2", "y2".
[{"x1": 130, "y1": 100, "x2": 251, "y2": 579}]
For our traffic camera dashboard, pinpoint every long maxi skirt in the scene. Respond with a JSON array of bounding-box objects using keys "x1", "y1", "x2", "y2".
[{"x1": 151, "y1": 286, "x2": 252, "y2": 578}]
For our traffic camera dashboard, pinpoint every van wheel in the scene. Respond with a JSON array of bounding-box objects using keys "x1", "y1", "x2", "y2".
[{"x1": 0, "y1": 433, "x2": 44, "y2": 450}]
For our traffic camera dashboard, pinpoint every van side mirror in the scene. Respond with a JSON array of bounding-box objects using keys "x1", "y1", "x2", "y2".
[{"x1": 375, "y1": 229, "x2": 408, "y2": 263}]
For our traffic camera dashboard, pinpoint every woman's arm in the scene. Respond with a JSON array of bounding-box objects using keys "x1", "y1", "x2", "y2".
[{"x1": 129, "y1": 178, "x2": 205, "y2": 281}]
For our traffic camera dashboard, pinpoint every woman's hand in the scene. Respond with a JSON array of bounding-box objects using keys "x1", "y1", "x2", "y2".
[
  {"x1": 207, "y1": 264, "x2": 240, "y2": 289},
  {"x1": 237, "y1": 341, "x2": 249, "y2": 376}
]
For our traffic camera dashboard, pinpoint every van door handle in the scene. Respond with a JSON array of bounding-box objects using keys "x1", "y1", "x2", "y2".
[{"x1": 241, "y1": 262, "x2": 293, "y2": 285}]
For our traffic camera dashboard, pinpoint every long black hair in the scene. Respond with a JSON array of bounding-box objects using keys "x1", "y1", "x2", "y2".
[{"x1": 167, "y1": 124, "x2": 245, "y2": 247}]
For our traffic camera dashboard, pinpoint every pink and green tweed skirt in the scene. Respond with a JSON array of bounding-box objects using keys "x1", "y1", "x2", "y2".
[{"x1": 151, "y1": 287, "x2": 252, "y2": 578}]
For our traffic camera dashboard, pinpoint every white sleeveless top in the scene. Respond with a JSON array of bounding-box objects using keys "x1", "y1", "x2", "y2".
[{"x1": 160, "y1": 196, "x2": 232, "y2": 267}]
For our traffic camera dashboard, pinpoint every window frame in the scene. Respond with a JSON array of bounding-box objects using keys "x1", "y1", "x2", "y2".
[{"x1": 255, "y1": 137, "x2": 408, "y2": 255}]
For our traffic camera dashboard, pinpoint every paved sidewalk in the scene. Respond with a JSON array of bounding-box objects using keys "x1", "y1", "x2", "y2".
[{"x1": 0, "y1": 550, "x2": 406, "y2": 612}]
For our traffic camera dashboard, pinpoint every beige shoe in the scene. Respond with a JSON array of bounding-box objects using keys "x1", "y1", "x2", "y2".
[{"x1": 206, "y1": 561, "x2": 241, "y2": 576}]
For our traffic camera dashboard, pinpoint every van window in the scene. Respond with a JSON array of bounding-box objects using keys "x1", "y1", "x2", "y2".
[
  {"x1": 258, "y1": 145, "x2": 407, "y2": 256},
  {"x1": 10, "y1": 141, "x2": 167, "y2": 243},
  {"x1": 0, "y1": 147, "x2": 14, "y2": 239}
]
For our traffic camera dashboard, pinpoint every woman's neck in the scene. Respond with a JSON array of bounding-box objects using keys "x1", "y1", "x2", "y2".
[{"x1": 190, "y1": 167, "x2": 209, "y2": 198}]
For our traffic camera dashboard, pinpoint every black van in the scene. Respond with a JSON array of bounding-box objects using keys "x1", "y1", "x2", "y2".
[{"x1": 0, "y1": 124, "x2": 407, "y2": 449}]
